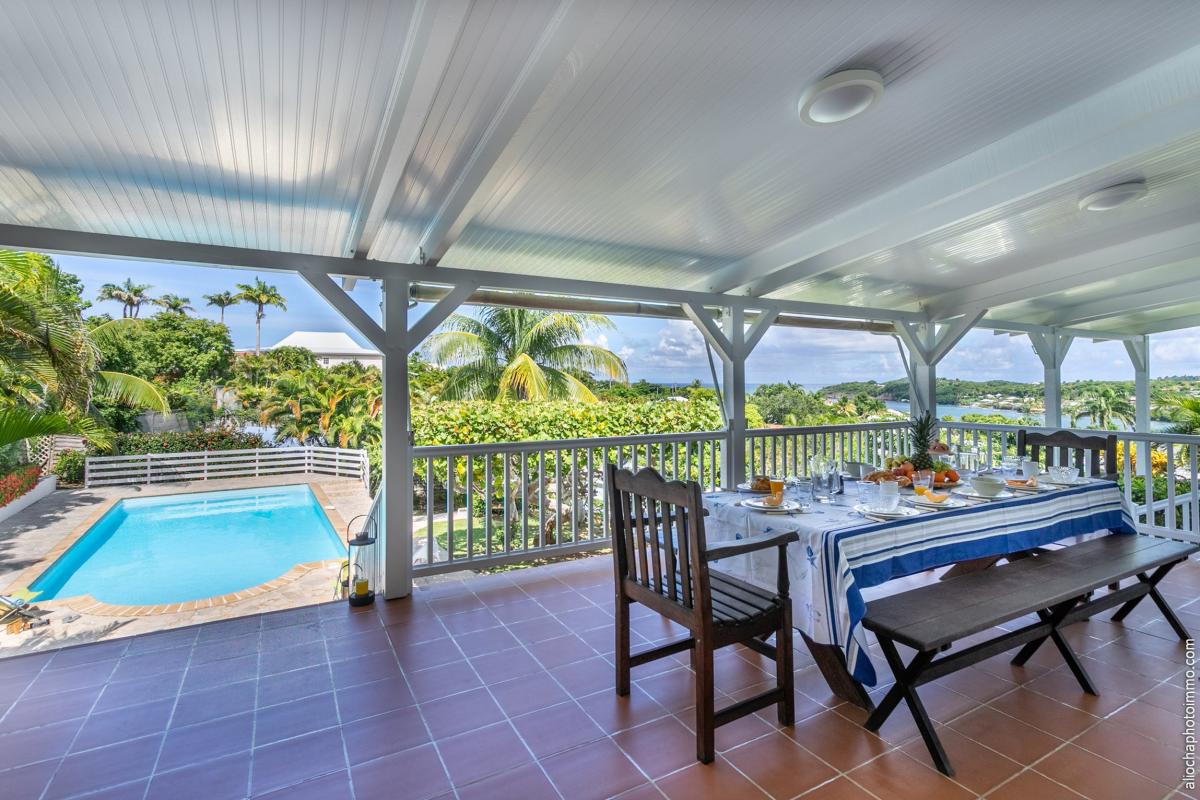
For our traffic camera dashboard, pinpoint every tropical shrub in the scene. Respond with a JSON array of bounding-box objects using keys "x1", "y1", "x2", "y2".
[
  {"x1": 54, "y1": 450, "x2": 85, "y2": 484},
  {"x1": 1115, "y1": 442, "x2": 1168, "y2": 476},
  {"x1": 95, "y1": 430, "x2": 265, "y2": 456},
  {"x1": 0, "y1": 464, "x2": 42, "y2": 506}
]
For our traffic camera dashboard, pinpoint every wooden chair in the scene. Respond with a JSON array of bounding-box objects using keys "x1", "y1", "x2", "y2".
[
  {"x1": 607, "y1": 463, "x2": 798, "y2": 763},
  {"x1": 1017, "y1": 429, "x2": 1118, "y2": 480}
]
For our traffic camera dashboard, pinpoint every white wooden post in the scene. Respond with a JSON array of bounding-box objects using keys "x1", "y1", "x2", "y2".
[
  {"x1": 381, "y1": 276, "x2": 414, "y2": 598},
  {"x1": 1028, "y1": 332, "x2": 1074, "y2": 428},
  {"x1": 1125, "y1": 335, "x2": 1153, "y2": 493},
  {"x1": 894, "y1": 310, "x2": 986, "y2": 420}
]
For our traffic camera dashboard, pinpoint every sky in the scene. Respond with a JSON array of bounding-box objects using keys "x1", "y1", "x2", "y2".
[{"x1": 54, "y1": 254, "x2": 1200, "y2": 386}]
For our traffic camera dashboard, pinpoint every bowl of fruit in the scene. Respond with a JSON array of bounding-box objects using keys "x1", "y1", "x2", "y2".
[{"x1": 882, "y1": 413, "x2": 961, "y2": 488}]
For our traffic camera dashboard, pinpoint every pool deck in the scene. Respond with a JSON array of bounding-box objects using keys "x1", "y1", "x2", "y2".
[{"x1": 0, "y1": 476, "x2": 372, "y2": 657}]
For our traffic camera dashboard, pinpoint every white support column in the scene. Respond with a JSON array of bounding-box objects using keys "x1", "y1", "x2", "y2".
[
  {"x1": 381, "y1": 277, "x2": 413, "y2": 598},
  {"x1": 1028, "y1": 332, "x2": 1074, "y2": 428},
  {"x1": 683, "y1": 304, "x2": 778, "y2": 489},
  {"x1": 1126, "y1": 335, "x2": 1151, "y2": 433},
  {"x1": 895, "y1": 309, "x2": 986, "y2": 420}
]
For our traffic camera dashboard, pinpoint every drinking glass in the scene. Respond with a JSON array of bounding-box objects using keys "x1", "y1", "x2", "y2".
[
  {"x1": 874, "y1": 480, "x2": 900, "y2": 512},
  {"x1": 855, "y1": 480, "x2": 878, "y2": 508},
  {"x1": 789, "y1": 478, "x2": 814, "y2": 508},
  {"x1": 912, "y1": 470, "x2": 933, "y2": 497}
]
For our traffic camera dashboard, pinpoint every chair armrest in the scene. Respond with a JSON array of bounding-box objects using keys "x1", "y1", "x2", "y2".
[{"x1": 705, "y1": 531, "x2": 798, "y2": 562}]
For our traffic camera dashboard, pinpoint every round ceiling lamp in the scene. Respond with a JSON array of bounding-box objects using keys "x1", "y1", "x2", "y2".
[
  {"x1": 1078, "y1": 180, "x2": 1148, "y2": 212},
  {"x1": 798, "y1": 69, "x2": 884, "y2": 125}
]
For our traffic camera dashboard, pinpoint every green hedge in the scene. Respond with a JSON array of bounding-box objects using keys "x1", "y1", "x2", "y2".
[
  {"x1": 53, "y1": 450, "x2": 86, "y2": 485},
  {"x1": 94, "y1": 431, "x2": 266, "y2": 456}
]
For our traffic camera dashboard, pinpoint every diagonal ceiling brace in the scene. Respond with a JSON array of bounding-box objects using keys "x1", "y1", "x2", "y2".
[
  {"x1": 300, "y1": 269, "x2": 386, "y2": 350},
  {"x1": 682, "y1": 302, "x2": 734, "y2": 362},
  {"x1": 406, "y1": 281, "x2": 478, "y2": 346}
]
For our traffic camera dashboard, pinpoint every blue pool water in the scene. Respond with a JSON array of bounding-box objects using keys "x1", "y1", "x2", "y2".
[{"x1": 30, "y1": 485, "x2": 345, "y2": 606}]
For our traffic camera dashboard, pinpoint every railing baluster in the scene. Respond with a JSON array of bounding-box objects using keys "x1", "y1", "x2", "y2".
[
  {"x1": 537, "y1": 450, "x2": 546, "y2": 551},
  {"x1": 425, "y1": 457, "x2": 435, "y2": 565},
  {"x1": 446, "y1": 457, "x2": 455, "y2": 563},
  {"x1": 1167, "y1": 441, "x2": 1177, "y2": 532}
]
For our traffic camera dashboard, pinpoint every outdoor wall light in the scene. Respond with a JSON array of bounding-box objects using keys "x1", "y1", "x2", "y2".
[{"x1": 798, "y1": 69, "x2": 884, "y2": 125}]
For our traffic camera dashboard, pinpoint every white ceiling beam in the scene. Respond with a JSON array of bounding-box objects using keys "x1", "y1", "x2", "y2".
[
  {"x1": 0, "y1": 222, "x2": 929, "y2": 326},
  {"x1": 924, "y1": 220, "x2": 1200, "y2": 320},
  {"x1": 698, "y1": 43, "x2": 1200, "y2": 297},
  {"x1": 978, "y1": 318, "x2": 1142, "y2": 342},
  {"x1": 415, "y1": 0, "x2": 587, "y2": 265},
  {"x1": 298, "y1": 270, "x2": 386, "y2": 350},
  {"x1": 1120, "y1": 312, "x2": 1200, "y2": 336},
  {"x1": 1034, "y1": 275, "x2": 1200, "y2": 328},
  {"x1": 343, "y1": 0, "x2": 472, "y2": 261}
]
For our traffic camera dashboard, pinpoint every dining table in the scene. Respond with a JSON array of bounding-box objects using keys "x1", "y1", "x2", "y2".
[{"x1": 701, "y1": 477, "x2": 1138, "y2": 705}]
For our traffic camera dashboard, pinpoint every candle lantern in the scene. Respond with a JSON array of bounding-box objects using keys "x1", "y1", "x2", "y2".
[{"x1": 345, "y1": 514, "x2": 377, "y2": 607}]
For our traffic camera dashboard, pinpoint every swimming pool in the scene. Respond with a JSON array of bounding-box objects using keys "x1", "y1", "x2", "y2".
[{"x1": 29, "y1": 485, "x2": 345, "y2": 606}]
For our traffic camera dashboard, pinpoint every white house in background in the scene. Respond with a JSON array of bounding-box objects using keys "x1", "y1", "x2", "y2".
[{"x1": 245, "y1": 331, "x2": 382, "y2": 369}]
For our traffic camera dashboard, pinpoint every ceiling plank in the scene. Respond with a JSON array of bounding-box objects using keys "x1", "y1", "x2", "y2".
[
  {"x1": 414, "y1": 0, "x2": 589, "y2": 265},
  {"x1": 1034, "y1": 275, "x2": 1200, "y2": 327},
  {"x1": 923, "y1": 221, "x2": 1200, "y2": 320},
  {"x1": 343, "y1": 0, "x2": 473, "y2": 261},
  {"x1": 697, "y1": 43, "x2": 1200, "y2": 297}
]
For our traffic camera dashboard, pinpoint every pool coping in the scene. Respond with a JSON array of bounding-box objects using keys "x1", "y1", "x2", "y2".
[{"x1": 10, "y1": 480, "x2": 351, "y2": 617}]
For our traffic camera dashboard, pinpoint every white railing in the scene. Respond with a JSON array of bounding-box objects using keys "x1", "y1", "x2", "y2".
[
  {"x1": 941, "y1": 420, "x2": 1200, "y2": 543},
  {"x1": 411, "y1": 430, "x2": 724, "y2": 575},
  {"x1": 745, "y1": 421, "x2": 910, "y2": 478},
  {"x1": 84, "y1": 446, "x2": 369, "y2": 489}
]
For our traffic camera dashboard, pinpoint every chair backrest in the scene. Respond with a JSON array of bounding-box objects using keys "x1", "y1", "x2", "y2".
[
  {"x1": 606, "y1": 463, "x2": 709, "y2": 630},
  {"x1": 1016, "y1": 429, "x2": 1118, "y2": 479},
  {"x1": 844, "y1": 461, "x2": 876, "y2": 479}
]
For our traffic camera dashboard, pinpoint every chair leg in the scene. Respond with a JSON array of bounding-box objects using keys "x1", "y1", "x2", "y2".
[
  {"x1": 775, "y1": 614, "x2": 795, "y2": 726},
  {"x1": 693, "y1": 638, "x2": 715, "y2": 764},
  {"x1": 615, "y1": 596, "x2": 631, "y2": 696}
]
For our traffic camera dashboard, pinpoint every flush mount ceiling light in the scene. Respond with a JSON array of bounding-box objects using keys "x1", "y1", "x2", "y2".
[
  {"x1": 798, "y1": 69, "x2": 884, "y2": 125},
  {"x1": 1078, "y1": 180, "x2": 1148, "y2": 212}
]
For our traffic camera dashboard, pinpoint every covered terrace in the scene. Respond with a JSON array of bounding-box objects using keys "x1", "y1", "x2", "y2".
[{"x1": 1, "y1": 1, "x2": 1199, "y2": 798}]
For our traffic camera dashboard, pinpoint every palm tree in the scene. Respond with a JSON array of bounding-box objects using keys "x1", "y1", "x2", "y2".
[
  {"x1": 0, "y1": 252, "x2": 168, "y2": 449},
  {"x1": 235, "y1": 278, "x2": 287, "y2": 355},
  {"x1": 154, "y1": 293, "x2": 194, "y2": 315},
  {"x1": 423, "y1": 308, "x2": 627, "y2": 402},
  {"x1": 204, "y1": 291, "x2": 239, "y2": 323},
  {"x1": 97, "y1": 278, "x2": 154, "y2": 318},
  {"x1": 1076, "y1": 386, "x2": 1137, "y2": 430}
]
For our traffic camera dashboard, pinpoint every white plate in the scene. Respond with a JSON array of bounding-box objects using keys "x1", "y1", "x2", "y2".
[
  {"x1": 852, "y1": 503, "x2": 921, "y2": 519},
  {"x1": 951, "y1": 487, "x2": 1015, "y2": 501},
  {"x1": 741, "y1": 498, "x2": 806, "y2": 513},
  {"x1": 906, "y1": 495, "x2": 968, "y2": 509},
  {"x1": 736, "y1": 482, "x2": 771, "y2": 494}
]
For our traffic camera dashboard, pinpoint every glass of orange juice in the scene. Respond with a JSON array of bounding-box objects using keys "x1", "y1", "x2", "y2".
[
  {"x1": 912, "y1": 470, "x2": 932, "y2": 496},
  {"x1": 766, "y1": 478, "x2": 785, "y2": 506}
]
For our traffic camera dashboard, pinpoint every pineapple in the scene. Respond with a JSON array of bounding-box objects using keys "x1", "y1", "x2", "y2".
[{"x1": 908, "y1": 411, "x2": 938, "y2": 472}]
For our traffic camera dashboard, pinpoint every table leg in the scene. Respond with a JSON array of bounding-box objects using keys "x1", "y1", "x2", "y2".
[{"x1": 800, "y1": 631, "x2": 874, "y2": 711}]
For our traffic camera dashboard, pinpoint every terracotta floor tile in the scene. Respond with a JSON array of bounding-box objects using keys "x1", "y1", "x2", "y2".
[
  {"x1": 578, "y1": 685, "x2": 671, "y2": 734},
  {"x1": 986, "y1": 688, "x2": 1100, "y2": 740},
  {"x1": 513, "y1": 701, "x2": 607, "y2": 759},
  {"x1": 351, "y1": 743, "x2": 450, "y2": 800},
  {"x1": 946, "y1": 705, "x2": 1062, "y2": 765},
  {"x1": 251, "y1": 728, "x2": 347, "y2": 796},
  {"x1": 1, "y1": 684, "x2": 103, "y2": 733},
  {"x1": 612, "y1": 715, "x2": 701, "y2": 779},
  {"x1": 180, "y1": 653, "x2": 257, "y2": 694},
  {"x1": 541, "y1": 738, "x2": 648, "y2": 800},
  {"x1": 72, "y1": 697, "x2": 175, "y2": 752},
  {"x1": 724, "y1": 730, "x2": 838, "y2": 798},
  {"x1": 330, "y1": 651, "x2": 402, "y2": 690},
  {"x1": 783, "y1": 709, "x2": 891, "y2": 772},
  {"x1": 171, "y1": 679, "x2": 256, "y2": 728},
  {"x1": 1107, "y1": 699, "x2": 1186, "y2": 747},
  {"x1": 899, "y1": 726, "x2": 1022, "y2": 794},
  {"x1": 259, "y1": 640, "x2": 328, "y2": 676},
  {"x1": 421, "y1": 685, "x2": 505, "y2": 740},
  {"x1": 336, "y1": 675, "x2": 415, "y2": 723},
  {"x1": 1075, "y1": 718, "x2": 1186, "y2": 787},
  {"x1": 528, "y1": 633, "x2": 599, "y2": 669},
  {"x1": 254, "y1": 691, "x2": 338, "y2": 746},
  {"x1": 470, "y1": 645, "x2": 544, "y2": 680},
  {"x1": 342, "y1": 705, "x2": 429, "y2": 765},
  {"x1": 438, "y1": 720, "x2": 532, "y2": 787},
  {"x1": 0, "y1": 717, "x2": 83, "y2": 770},
  {"x1": 394, "y1": 636, "x2": 463, "y2": 672},
  {"x1": 407, "y1": 660, "x2": 482, "y2": 702},
  {"x1": 1036, "y1": 744, "x2": 1170, "y2": 800},
  {"x1": 637, "y1": 667, "x2": 703, "y2": 713},
  {"x1": 456, "y1": 762, "x2": 560, "y2": 800},
  {"x1": 456, "y1": 626, "x2": 521, "y2": 657},
  {"x1": 655, "y1": 756, "x2": 770, "y2": 800},
  {"x1": 45, "y1": 734, "x2": 163, "y2": 800},
  {"x1": 983, "y1": 770, "x2": 1084, "y2": 800},
  {"x1": 491, "y1": 673, "x2": 571, "y2": 717},
  {"x1": 929, "y1": 666, "x2": 1018, "y2": 704},
  {"x1": 146, "y1": 751, "x2": 251, "y2": 800},
  {"x1": 797, "y1": 776, "x2": 879, "y2": 799},
  {"x1": 253, "y1": 769, "x2": 353, "y2": 800},
  {"x1": 675, "y1": 702, "x2": 778, "y2": 752},
  {"x1": 95, "y1": 670, "x2": 185, "y2": 712},
  {"x1": 158, "y1": 711, "x2": 254, "y2": 772},
  {"x1": 848, "y1": 749, "x2": 973, "y2": 800}
]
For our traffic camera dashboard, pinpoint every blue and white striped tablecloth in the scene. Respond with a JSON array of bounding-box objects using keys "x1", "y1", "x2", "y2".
[{"x1": 702, "y1": 481, "x2": 1137, "y2": 686}]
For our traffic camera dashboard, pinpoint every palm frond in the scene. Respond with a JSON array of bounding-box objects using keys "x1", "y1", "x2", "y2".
[
  {"x1": 0, "y1": 407, "x2": 78, "y2": 449},
  {"x1": 498, "y1": 353, "x2": 550, "y2": 401},
  {"x1": 94, "y1": 372, "x2": 170, "y2": 413}
]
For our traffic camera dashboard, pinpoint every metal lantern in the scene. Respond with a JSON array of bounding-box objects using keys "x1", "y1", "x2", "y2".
[{"x1": 345, "y1": 514, "x2": 377, "y2": 607}]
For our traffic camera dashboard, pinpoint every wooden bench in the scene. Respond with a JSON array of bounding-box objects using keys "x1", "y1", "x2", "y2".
[{"x1": 861, "y1": 534, "x2": 1198, "y2": 776}]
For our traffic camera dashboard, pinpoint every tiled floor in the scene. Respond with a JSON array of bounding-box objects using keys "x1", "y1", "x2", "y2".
[{"x1": 0, "y1": 553, "x2": 1195, "y2": 800}]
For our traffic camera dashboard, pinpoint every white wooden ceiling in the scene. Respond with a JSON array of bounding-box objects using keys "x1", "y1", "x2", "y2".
[{"x1": 2, "y1": 0, "x2": 1200, "y2": 334}]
